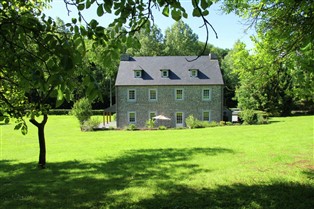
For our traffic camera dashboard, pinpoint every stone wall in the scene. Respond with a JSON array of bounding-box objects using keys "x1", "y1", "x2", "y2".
[{"x1": 116, "y1": 85, "x2": 223, "y2": 128}]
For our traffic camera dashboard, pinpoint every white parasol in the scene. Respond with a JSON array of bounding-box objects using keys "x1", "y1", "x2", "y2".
[{"x1": 152, "y1": 115, "x2": 171, "y2": 120}]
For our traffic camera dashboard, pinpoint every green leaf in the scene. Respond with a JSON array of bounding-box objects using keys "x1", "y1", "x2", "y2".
[
  {"x1": 104, "y1": 1, "x2": 112, "y2": 13},
  {"x1": 97, "y1": 4, "x2": 104, "y2": 16},
  {"x1": 77, "y1": 4, "x2": 85, "y2": 11},
  {"x1": 74, "y1": 25, "x2": 79, "y2": 34},
  {"x1": 192, "y1": 8, "x2": 201, "y2": 17},
  {"x1": 21, "y1": 124, "x2": 28, "y2": 135},
  {"x1": 72, "y1": 18, "x2": 77, "y2": 24},
  {"x1": 90, "y1": 19, "x2": 98, "y2": 29},
  {"x1": 202, "y1": 10, "x2": 209, "y2": 16},
  {"x1": 80, "y1": 25, "x2": 87, "y2": 36},
  {"x1": 86, "y1": 0, "x2": 91, "y2": 9},
  {"x1": 162, "y1": 6, "x2": 169, "y2": 17},
  {"x1": 14, "y1": 123, "x2": 22, "y2": 130},
  {"x1": 192, "y1": 0, "x2": 199, "y2": 7},
  {"x1": 171, "y1": 9, "x2": 181, "y2": 21},
  {"x1": 114, "y1": 9, "x2": 121, "y2": 16},
  {"x1": 57, "y1": 88, "x2": 64, "y2": 101},
  {"x1": 201, "y1": 0, "x2": 211, "y2": 10},
  {"x1": 56, "y1": 88, "x2": 64, "y2": 107}
]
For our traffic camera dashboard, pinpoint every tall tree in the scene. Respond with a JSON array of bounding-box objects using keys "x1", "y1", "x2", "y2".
[
  {"x1": 222, "y1": 0, "x2": 314, "y2": 99},
  {"x1": 0, "y1": 0, "x2": 89, "y2": 167},
  {"x1": 127, "y1": 24, "x2": 164, "y2": 56},
  {"x1": 224, "y1": 39, "x2": 304, "y2": 116},
  {"x1": 163, "y1": 20, "x2": 200, "y2": 55}
]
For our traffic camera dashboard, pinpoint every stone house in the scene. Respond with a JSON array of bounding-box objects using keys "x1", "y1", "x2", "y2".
[{"x1": 115, "y1": 55, "x2": 224, "y2": 128}]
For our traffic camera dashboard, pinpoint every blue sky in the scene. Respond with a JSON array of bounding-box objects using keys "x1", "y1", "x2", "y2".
[{"x1": 44, "y1": 0, "x2": 255, "y2": 49}]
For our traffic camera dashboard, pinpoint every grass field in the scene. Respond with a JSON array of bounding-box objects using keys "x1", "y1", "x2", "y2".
[{"x1": 0, "y1": 115, "x2": 313, "y2": 209}]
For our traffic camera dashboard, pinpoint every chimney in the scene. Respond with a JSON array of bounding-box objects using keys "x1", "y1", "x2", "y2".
[
  {"x1": 120, "y1": 54, "x2": 130, "y2": 61},
  {"x1": 209, "y1": 53, "x2": 218, "y2": 60}
]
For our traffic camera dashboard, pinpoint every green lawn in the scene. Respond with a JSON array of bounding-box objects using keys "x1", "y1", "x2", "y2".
[{"x1": 0, "y1": 115, "x2": 313, "y2": 209}]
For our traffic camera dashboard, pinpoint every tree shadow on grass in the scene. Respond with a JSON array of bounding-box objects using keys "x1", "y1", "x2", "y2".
[
  {"x1": 134, "y1": 182, "x2": 314, "y2": 209},
  {"x1": 0, "y1": 147, "x2": 233, "y2": 208},
  {"x1": 1, "y1": 147, "x2": 313, "y2": 209},
  {"x1": 303, "y1": 169, "x2": 314, "y2": 180}
]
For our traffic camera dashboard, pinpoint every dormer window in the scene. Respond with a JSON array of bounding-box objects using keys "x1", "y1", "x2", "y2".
[
  {"x1": 189, "y1": 69, "x2": 198, "y2": 77},
  {"x1": 134, "y1": 70, "x2": 142, "y2": 78},
  {"x1": 160, "y1": 69, "x2": 169, "y2": 78}
]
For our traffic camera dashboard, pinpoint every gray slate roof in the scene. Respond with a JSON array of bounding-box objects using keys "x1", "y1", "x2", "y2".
[{"x1": 115, "y1": 56, "x2": 224, "y2": 86}]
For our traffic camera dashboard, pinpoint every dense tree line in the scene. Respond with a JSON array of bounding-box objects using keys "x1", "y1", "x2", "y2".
[{"x1": 222, "y1": 0, "x2": 314, "y2": 116}]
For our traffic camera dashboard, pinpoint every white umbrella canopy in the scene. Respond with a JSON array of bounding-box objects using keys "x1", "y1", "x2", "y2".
[{"x1": 152, "y1": 115, "x2": 171, "y2": 120}]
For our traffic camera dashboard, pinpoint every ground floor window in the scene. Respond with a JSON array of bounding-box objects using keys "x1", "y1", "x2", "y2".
[
  {"x1": 176, "y1": 112, "x2": 184, "y2": 126},
  {"x1": 149, "y1": 111, "x2": 157, "y2": 120},
  {"x1": 203, "y1": 111, "x2": 211, "y2": 121},
  {"x1": 128, "y1": 112, "x2": 136, "y2": 123}
]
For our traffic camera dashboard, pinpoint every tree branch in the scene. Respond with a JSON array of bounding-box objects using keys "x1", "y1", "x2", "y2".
[{"x1": 186, "y1": 0, "x2": 218, "y2": 62}]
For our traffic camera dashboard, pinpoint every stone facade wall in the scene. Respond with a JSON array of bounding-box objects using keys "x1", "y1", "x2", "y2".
[{"x1": 116, "y1": 85, "x2": 223, "y2": 128}]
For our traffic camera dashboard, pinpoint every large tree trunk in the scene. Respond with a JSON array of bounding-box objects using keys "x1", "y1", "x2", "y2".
[{"x1": 30, "y1": 114, "x2": 48, "y2": 168}]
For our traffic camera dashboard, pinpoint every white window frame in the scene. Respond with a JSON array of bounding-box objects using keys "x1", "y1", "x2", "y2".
[
  {"x1": 175, "y1": 112, "x2": 184, "y2": 127},
  {"x1": 202, "y1": 88, "x2": 211, "y2": 101},
  {"x1": 189, "y1": 69, "x2": 198, "y2": 77},
  {"x1": 127, "y1": 89, "x2": 136, "y2": 102},
  {"x1": 128, "y1": 111, "x2": 136, "y2": 124},
  {"x1": 202, "y1": 110, "x2": 211, "y2": 122},
  {"x1": 175, "y1": 88, "x2": 184, "y2": 100},
  {"x1": 149, "y1": 111, "x2": 157, "y2": 120},
  {"x1": 148, "y1": 89, "x2": 158, "y2": 101},
  {"x1": 161, "y1": 69, "x2": 169, "y2": 78},
  {"x1": 134, "y1": 70, "x2": 142, "y2": 78}
]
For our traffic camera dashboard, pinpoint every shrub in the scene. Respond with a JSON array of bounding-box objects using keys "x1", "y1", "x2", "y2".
[
  {"x1": 220, "y1": 121, "x2": 226, "y2": 126},
  {"x1": 207, "y1": 121, "x2": 219, "y2": 127},
  {"x1": 185, "y1": 115, "x2": 204, "y2": 129},
  {"x1": 240, "y1": 109, "x2": 269, "y2": 125},
  {"x1": 70, "y1": 98, "x2": 92, "y2": 125},
  {"x1": 257, "y1": 111, "x2": 269, "y2": 124},
  {"x1": 239, "y1": 109, "x2": 257, "y2": 125},
  {"x1": 198, "y1": 121, "x2": 209, "y2": 127},
  {"x1": 194, "y1": 121, "x2": 206, "y2": 128},
  {"x1": 158, "y1": 125, "x2": 167, "y2": 130},
  {"x1": 49, "y1": 109, "x2": 103, "y2": 115},
  {"x1": 226, "y1": 121, "x2": 233, "y2": 126},
  {"x1": 126, "y1": 124, "x2": 137, "y2": 131},
  {"x1": 145, "y1": 119, "x2": 155, "y2": 129},
  {"x1": 49, "y1": 109, "x2": 71, "y2": 115},
  {"x1": 81, "y1": 117, "x2": 101, "y2": 132}
]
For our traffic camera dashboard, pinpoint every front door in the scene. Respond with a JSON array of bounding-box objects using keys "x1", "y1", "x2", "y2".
[{"x1": 176, "y1": 112, "x2": 184, "y2": 127}]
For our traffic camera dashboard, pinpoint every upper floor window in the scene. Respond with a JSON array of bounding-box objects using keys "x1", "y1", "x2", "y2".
[
  {"x1": 160, "y1": 69, "x2": 169, "y2": 78},
  {"x1": 189, "y1": 69, "x2": 198, "y2": 77},
  {"x1": 175, "y1": 89, "x2": 184, "y2": 100},
  {"x1": 202, "y1": 88, "x2": 211, "y2": 101},
  {"x1": 134, "y1": 70, "x2": 142, "y2": 78},
  {"x1": 149, "y1": 89, "x2": 157, "y2": 101},
  {"x1": 128, "y1": 89, "x2": 136, "y2": 102}
]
